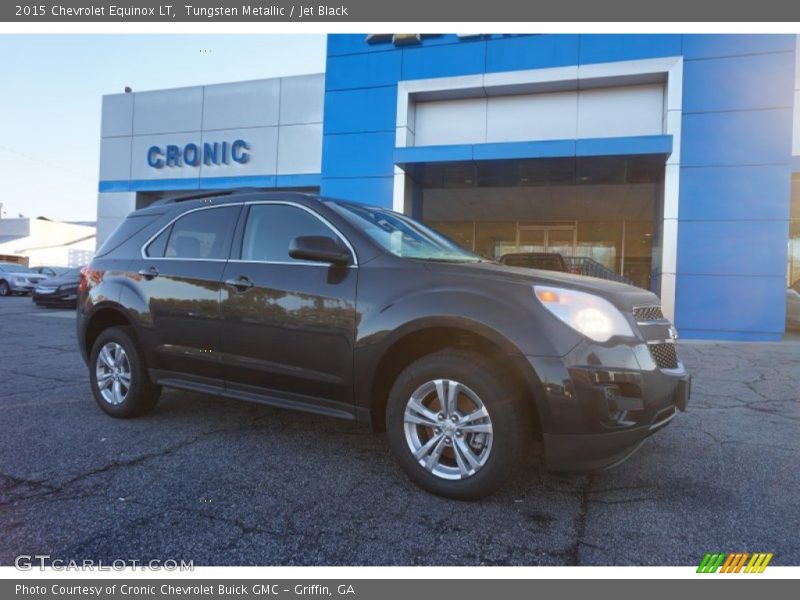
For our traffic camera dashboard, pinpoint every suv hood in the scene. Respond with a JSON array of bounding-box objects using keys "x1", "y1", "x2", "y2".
[{"x1": 423, "y1": 260, "x2": 661, "y2": 313}]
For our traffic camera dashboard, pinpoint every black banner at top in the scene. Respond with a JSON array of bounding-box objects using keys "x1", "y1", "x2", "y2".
[{"x1": 3, "y1": 0, "x2": 800, "y2": 22}]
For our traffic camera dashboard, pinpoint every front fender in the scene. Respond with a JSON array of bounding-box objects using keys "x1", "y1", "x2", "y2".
[{"x1": 352, "y1": 279, "x2": 578, "y2": 430}]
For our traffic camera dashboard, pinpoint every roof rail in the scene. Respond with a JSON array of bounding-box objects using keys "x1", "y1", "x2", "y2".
[{"x1": 151, "y1": 188, "x2": 262, "y2": 206}]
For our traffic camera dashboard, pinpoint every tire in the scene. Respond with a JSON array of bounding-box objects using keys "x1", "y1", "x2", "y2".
[
  {"x1": 0, "y1": 280, "x2": 9, "y2": 297},
  {"x1": 385, "y1": 349, "x2": 531, "y2": 500},
  {"x1": 88, "y1": 326, "x2": 161, "y2": 418}
]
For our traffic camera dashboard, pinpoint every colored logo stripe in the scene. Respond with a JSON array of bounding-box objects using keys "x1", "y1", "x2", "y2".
[
  {"x1": 745, "y1": 553, "x2": 773, "y2": 573},
  {"x1": 697, "y1": 553, "x2": 726, "y2": 573},
  {"x1": 697, "y1": 552, "x2": 773, "y2": 573}
]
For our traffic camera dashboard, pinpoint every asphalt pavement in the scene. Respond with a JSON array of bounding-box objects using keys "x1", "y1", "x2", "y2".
[{"x1": 1, "y1": 295, "x2": 798, "y2": 566}]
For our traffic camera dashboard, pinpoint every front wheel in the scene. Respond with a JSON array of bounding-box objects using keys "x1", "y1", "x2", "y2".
[
  {"x1": 386, "y1": 349, "x2": 531, "y2": 500},
  {"x1": 89, "y1": 326, "x2": 161, "y2": 418},
  {"x1": 0, "y1": 280, "x2": 10, "y2": 297}
]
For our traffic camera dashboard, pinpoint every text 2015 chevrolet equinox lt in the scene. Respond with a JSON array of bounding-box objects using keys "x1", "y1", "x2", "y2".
[{"x1": 77, "y1": 192, "x2": 690, "y2": 499}]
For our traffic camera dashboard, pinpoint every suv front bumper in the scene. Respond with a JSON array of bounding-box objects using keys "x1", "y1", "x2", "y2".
[{"x1": 528, "y1": 340, "x2": 691, "y2": 472}]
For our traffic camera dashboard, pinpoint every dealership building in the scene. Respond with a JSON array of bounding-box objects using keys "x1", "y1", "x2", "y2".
[{"x1": 97, "y1": 34, "x2": 800, "y2": 341}]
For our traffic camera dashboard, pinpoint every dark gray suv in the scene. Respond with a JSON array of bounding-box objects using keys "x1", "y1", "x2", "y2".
[{"x1": 77, "y1": 191, "x2": 690, "y2": 499}]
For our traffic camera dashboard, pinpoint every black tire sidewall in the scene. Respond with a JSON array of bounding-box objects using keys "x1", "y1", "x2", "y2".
[
  {"x1": 0, "y1": 281, "x2": 9, "y2": 296},
  {"x1": 88, "y1": 326, "x2": 155, "y2": 418},
  {"x1": 386, "y1": 350, "x2": 528, "y2": 500}
]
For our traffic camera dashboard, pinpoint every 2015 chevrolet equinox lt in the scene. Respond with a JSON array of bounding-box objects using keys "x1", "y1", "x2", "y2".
[{"x1": 77, "y1": 192, "x2": 690, "y2": 499}]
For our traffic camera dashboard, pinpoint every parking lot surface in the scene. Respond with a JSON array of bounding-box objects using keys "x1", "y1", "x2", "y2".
[{"x1": 1, "y1": 295, "x2": 798, "y2": 566}]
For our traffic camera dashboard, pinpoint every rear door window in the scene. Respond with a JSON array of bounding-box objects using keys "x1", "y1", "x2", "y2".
[{"x1": 163, "y1": 206, "x2": 240, "y2": 260}]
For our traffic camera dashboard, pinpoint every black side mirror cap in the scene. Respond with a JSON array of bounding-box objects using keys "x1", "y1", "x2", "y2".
[{"x1": 288, "y1": 236, "x2": 352, "y2": 266}]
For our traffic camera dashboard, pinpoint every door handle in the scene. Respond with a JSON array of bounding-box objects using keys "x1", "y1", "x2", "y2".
[
  {"x1": 138, "y1": 266, "x2": 159, "y2": 280},
  {"x1": 225, "y1": 276, "x2": 254, "y2": 291}
]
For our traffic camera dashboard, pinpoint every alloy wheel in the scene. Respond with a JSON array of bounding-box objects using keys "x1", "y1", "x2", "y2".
[
  {"x1": 95, "y1": 342, "x2": 132, "y2": 406},
  {"x1": 403, "y1": 379, "x2": 494, "y2": 480}
]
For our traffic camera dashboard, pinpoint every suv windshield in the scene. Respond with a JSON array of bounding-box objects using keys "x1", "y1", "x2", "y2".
[{"x1": 330, "y1": 202, "x2": 481, "y2": 262}]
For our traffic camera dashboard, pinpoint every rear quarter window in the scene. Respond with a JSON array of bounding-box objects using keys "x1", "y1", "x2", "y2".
[{"x1": 96, "y1": 214, "x2": 162, "y2": 257}]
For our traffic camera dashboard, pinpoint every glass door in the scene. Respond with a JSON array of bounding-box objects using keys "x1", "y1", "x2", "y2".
[
  {"x1": 518, "y1": 227, "x2": 546, "y2": 254},
  {"x1": 546, "y1": 227, "x2": 577, "y2": 258},
  {"x1": 518, "y1": 225, "x2": 576, "y2": 256}
]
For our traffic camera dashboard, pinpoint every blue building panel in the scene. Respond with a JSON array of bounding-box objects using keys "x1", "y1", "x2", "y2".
[
  {"x1": 130, "y1": 178, "x2": 201, "y2": 191},
  {"x1": 578, "y1": 34, "x2": 682, "y2": 65},
  {"x1": 679, "y1": 165, "x2": 791, "y2": 221},
  {"x1": 98, "y1": 180, "x2": 133, "y2": 192},
  {"x1": 485, "y1": 34, "x2": 580, "y2": 73},
  {"x1": 400, "y1": 40, "x2": 487, "y2": 80},
  {"x1": 575, "y1": 135, "x2": 672, "y2": 157},
  {"x1": 677, "y1": 220, "x2": 789, "y2": 277},
  {"x1": 325, "y1": 50, "x2": 402, "y2": 91},
  {"x1": 321, "y1": 176, "x2": 394, "y2": 206},
  {"x1": 675, "y1": 274, "x2": 787, "y2": 338},
  {"x1": 681, "y1": 108, "x2": 793, "y2": 167},
  {"x1": 394, "y1": 144, "x2": 474, "y2": 165},
  {"x1": 322, "y1": 131, "x2": 396, "y2": 178},
  {"x1": 100, "y1": 173, "x2": 323, "y2": 192},
  {"x1": 472, "y1": 140, "x2": 577, "y2": 161},
  {"x1": 682, "y1": 34, "x2": 796, "y2": 60},
  {"x1": 682, "y1": 52, "x2": 795, "y2": 113},
  {"x1": 394, "y1": 136, "x2": 672, "y2": 165},
  {"x1": 323, "y1": 86, "x2": 397, "y2": 134}
]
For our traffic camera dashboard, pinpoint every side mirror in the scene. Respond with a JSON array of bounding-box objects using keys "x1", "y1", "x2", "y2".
[{"x1": 288, "y1": 236, "x2": 352, "y2": 266}]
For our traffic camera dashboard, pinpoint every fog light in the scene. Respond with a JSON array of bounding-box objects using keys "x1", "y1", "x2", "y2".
[{"x1": 601, "y1": 384, "x2": 626, "y2": 423}]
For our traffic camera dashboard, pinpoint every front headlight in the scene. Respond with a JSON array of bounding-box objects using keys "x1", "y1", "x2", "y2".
[{"x1": 534, "y1": 285, "x2": 635, "y2": 343}]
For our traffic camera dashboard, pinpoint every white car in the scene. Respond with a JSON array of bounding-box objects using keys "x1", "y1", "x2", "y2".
[{"x1": 0, "y1": 263, "x2": 49, "y2": 296}]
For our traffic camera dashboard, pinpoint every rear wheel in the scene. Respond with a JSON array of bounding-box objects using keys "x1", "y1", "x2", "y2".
[
  {"x1": 386, "y1": 349, "x2": 531, "y2": 500},
  {"x1": 89, "y1": 326, "x2": 161, "y2": 418}
]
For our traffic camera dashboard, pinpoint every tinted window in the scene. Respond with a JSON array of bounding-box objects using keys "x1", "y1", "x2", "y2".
[
  {"x1": 145, "y1": 227, "x2": 170, "y2": 258},
  {"x1": 96, "y1": 214, "x2": 161, "y2": 257},
  {"x1": 241, "y1": 204, "x2": 340, "y2": 262},
  {"x1": 164, "y1": 206, "x2": 239, "y2": 260}
]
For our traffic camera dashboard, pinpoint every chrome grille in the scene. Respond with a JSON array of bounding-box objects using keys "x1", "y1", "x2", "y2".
[
  {"x1": 649, "y1": 342, "x2": 678, "y2": 369},
  {"x1": 633, "y1": 305, "x2": 665, "y2": 322}
]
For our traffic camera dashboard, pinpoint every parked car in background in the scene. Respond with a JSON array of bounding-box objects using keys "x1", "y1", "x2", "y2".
[
  {"x1": 32, "y1": 266, "x2": 71, "y2": 277},
  {"x1": 0, "y1": 262, "x2": 49, "y2": 296},
  {"x1": 77, "y1": 191, "x2": 690, "y2": 499},
  {"x1": 499, "y1": 252, "x2": 635, "y2": 285},
  {"x1": 787, "y1": 280, "x2": 800, "y2": 331},
  {"x1": 499, "y1": 252, "x2": 568, "y2": 272},
  {"x1": 32, "y1": 267, "x2": 83, "y2": 308}
]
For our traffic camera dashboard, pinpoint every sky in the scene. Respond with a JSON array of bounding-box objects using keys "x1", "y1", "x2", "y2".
[{"x1": 0, "y1": 34, "x2": 326, "y2": 222}]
